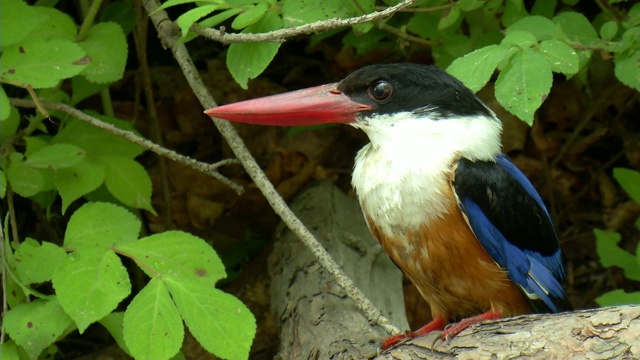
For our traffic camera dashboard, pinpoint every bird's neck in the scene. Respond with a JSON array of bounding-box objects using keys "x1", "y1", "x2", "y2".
[{"x1": 351, "y1": 113, "x2": 502, "y2": 238}]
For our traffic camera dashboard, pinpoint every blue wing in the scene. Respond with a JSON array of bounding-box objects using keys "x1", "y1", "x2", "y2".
[{"x1": 453, "y1": 155, "x2": 571, "y2": 313}]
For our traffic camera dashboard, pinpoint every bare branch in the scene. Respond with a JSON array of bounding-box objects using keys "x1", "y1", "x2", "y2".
[
  {"x1": 143, "y1": 0, "x2": 402, "y2": 336},
  {"x1": 193, "y1": 0, "x2": 417, "y2": 44},
  {"x1": 9, "y1": 98, "x2": 244, "y2": 194}
]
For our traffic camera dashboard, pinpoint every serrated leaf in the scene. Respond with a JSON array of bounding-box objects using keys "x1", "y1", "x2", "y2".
[
  {"x1": 65, "y1": 202, "x2": 140, "y2": 248},
  {"x1": 55, "y1": 157, "x2": 106, "y2": 213},
  {"x1": 614, "y1": 50, "x2": 640, "y2": 92},
  {"x1": 507, "y1": 15, "x2": 556, "y2": 41},
  {"x1": 495, "y1": 49, "x2": 552, "y2": 124},
  {"x1": 1, "y1": 39, "x2": 88, "y2": 89},
  {"x1": 116, "y1": 231, "x2": 226, "y2": 283},
  {"x1": 99, "y1": 312, "x2": 132, "y2": 356},
  {"x1": 600, "y1": 21, "x2": 618, "y2": 41},
  {"x1": 53, "y1": 248, "x2": 131, "y2": 332},
  {"x1": 282, "y1": 0, "x2": 366, "y2": 27},
  {"x1": 227, "y1": 12, "x2": 282, "y2": 89},
  {"x1": 24, "y1": 136, "x2": 48, "y2": 158},
  {"x1": 595, "y1": 228, "x2": 640, "y2": 281},
  {"x1": 14, "y1": 238, "x2": 67, "y2": 285},
  {"x1": 0, "y1": 0, "x2": 50, "y2": 47},
  {"x1": 438, "y1": 6, "x2": 461, "y2": 31},
  {"x1": 23, "y1": 6, "x2": 77, "y2": 42},
  {"x1": 3, "y1": 298, "x2": 74, "y2": 360},
  {"x1": 596, "y1": 289, "x2": 640, "y2": 307},
  {"x1": 53, "y1": 118, "x2": 144, "y2": 158},
  {"x1": 25, "y1": 143, "x2": 85, "y2": 169},
  {"x1": 100, "y1": 155, "x2": 155, "y2": 213},
  {"x1": 539, "y1": 39, "x2": 579, "y2": 75},
  {"x1": 176, "y1": 4, "x2": 219, "y2": 36},
  {"x1": 123, "y1": 278, "x2": 184, "y2": 360},
  {"x1": 79, "y1": 22, "x2": 128, "y2": 84},
  {"x1": 166, "y1": 279, "x2": 256, "y2": 360},
  {"x1": 613, "y1": 168, "x2": 640, "y2": 204},
  {"x1": 231, "y1": 3, "x2": 268, "y2": 30},
  {"x1": 553, "y1": 12, "x2": 598, "y2": 45},
  {"x1": 502, "y1": 0, "x2": 527, "y2": 27},
  {"x1": 501, "y1": 30, "x2": 538, "y2": 49},
  {"x1": 7, "y1": 161, "x2": 44, "y2": 197},
  {"x1": 448, "y1": 44, "x2": 508, "y2": 92}
]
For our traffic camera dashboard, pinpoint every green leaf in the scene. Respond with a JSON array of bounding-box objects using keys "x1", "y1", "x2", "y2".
[
  {"x1": 495, "y1": 49, "x2": 552, "y2": 124},
  {"x1": 232, "y1": 2, "x2": 268, "y2": 30},
  {"x1": 614, "y1": 50, "x2": 640, "y2": 92},
  {"x1": 502, "y1": 0, "x2": 528, "y2": 27},
  {"x1": 153, "y1": 0, "x2": 201, "y2": 13},
  {"x1": 595, "y1": 228, "x2": 640, "y2": 282},
  {"x1": 64, "y1": 202, "x2": 140, "y2": 249},
  {"x1": 55, "y1": 157, "x2": 106, "y2": 213},
  {"x1": 282, "y1": 0, "x2": 365, "y2": 27},
  {"x1": 227, "y1": 12, "x2": 282, "y2": 89},
  {"x1": 507, "y1": 16, "x2": 556, "y2": 41},
  {"x1": 99, "y1": 312, "x2": 132, "y2": 356},
  {"x1": 459, "y1": 0, "x2": 487, "y2": 11},
  {"x1": 0, "y1": 341, "x2": 21, "y2": 360},
  {"x1": 0, "y1": 101, "x2": 20, "y2": 141},
  {"x1": 448, "y1": 44, "x2": 509, "y2": 92},
  {"x1": 438, "y1": 6, "x2": 461, "y2": 31},
  {"x1": 24, "y1": 136, "x2": 48, "y2": 158},
  {"x1": 553, "y1": 12, "x2": 598, "y2": 45},
  {"x1": 79, "y1": 22, "x2": 128, "y2": 84},
  {"x1": 7, "y1": 160, "x2": 44, "y2": 197},
  {"x1": 3, "y1": 298, "x2": 74, "y2": 360},
  {"x1": 53, "y1": 118, "x2": 144, "y2": 158},
  {"x1": 25, "y1": 143, "x2": 85, "y2": 169},
  {"x1": 23, "y1": 6, "x2": 77, "y2": 42},
  {"x1": 600, "y1": 21, "x2": 618, "y2": 41},
  {"x1": 1, "y1": 39, "x2": 89, "y2": 88},
  {"x1": 539, "y1": 39, "x2": 579, "y2": 75},
  {"x1": 501, "y1": 30, "x2": 538, "y2": 49},
  {"x1": 0, "y1": 87, "x2": 9, "y2": 121},
  {"x1": 100, "y1": 155, "x2": 155, "y2": 213},
  {"x1": 0, "y1": 0, "x2": 50, "y2": 47},
  {"x1": 123, "y1": 278, "x2": 184, "y2": 360},
  {"x1": 53, "y1": 248, "x2": 131, "y2": 333},
  {"x1": 14, "y1": 238, "x2": 67, "y2": 285},
  {"x1": 0, "y1": 170, "x2": 6, "y2": 199},
  {"x1": 71, "y1": 76, "x2": 110, "y2": 105},
  {"x1": 531, "y1": 0, "x2": 557, "y2": 18},
  {"x1": 199, "y1": 7, "x2": 244, "y2": 29},
  {"x1": 596, "y1": 289, "x2": 640, "y2": 306},
  {"x1": 101, "y1": 1, "x2": 137, "y2": 35},
  {"x1": 166, "y1": 280, "x2": 256, "y2": 360},
  {"x1": 116, "y1": 231, "x2": 226, "y2": 283},
  {"x1": 613, "y1": 168, "x2": 640, "y2": 204},
  {"x1": 176, "y1": 4, "x2": 219, "y2": 36}
]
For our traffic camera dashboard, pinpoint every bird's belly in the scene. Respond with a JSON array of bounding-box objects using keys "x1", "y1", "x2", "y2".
[{"x1": 364, "y1": 199, "x2": 531, "y2": 322}]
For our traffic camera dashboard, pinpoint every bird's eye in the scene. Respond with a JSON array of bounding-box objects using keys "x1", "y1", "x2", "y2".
[{"x1": 368, "y1": 81, "x2": 393, "y2": 102}]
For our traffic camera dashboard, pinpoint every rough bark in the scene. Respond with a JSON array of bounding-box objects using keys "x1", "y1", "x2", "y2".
[
  {"x1": 269, "y1": 181, "x2": 409, "y2": 359},
  {"x1": 269, "y1": 181, "x2": 640, "y2": 359}
]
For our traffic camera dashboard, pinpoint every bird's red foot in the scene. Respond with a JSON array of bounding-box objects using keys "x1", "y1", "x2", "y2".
[
  {"x1": 379, "y1": 316, "x2": 445, "y2": 351},
  {"x1": 440, "y1": 309, "x2": 503, "y2": 342}
]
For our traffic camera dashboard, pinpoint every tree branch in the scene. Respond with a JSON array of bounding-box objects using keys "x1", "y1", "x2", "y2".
[
  {"x1": 9, "y1": 98, "x2": 244, "y2": 194},
  {"x1": 143, "y1": 0, "x2": 401, "y2": 336},
  {"x1": 192, "y1": 0, "x2": 417, "y2": 44}
]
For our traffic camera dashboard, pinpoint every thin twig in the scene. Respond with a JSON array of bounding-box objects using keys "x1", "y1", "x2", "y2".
[
  {"x1": 192, "y1": 0, "x2": 417, "y2": 44},
  {"x1": 143, "y1": 0, "x2": 401, "y2": 336},
  {"x1": 9, "y1": 98, "x2": 244, "y2": 194}
]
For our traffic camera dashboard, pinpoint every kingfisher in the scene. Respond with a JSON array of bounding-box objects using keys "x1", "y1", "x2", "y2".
[{"x1": 205, "y1": 63, "x2": 572, "y2": 349}]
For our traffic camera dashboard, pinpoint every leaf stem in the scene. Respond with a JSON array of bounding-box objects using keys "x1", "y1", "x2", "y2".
[{"x1": 77, "y1": 0, "x2": 105, "y2": 42}]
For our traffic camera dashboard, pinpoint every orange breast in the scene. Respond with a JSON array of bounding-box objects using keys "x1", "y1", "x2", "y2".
[{"x1": 364, "y1": 183, "x2": 531, "y2": 323}]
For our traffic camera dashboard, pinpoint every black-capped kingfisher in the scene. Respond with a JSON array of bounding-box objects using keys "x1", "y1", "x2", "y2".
[{"x1": 205, "y1": 63, "x2": 572, "y2": 349}]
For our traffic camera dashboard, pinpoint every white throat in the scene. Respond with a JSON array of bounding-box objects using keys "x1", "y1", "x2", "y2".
[{"x1": 351, "y1": 112, "x2": 503, "y2": 238}]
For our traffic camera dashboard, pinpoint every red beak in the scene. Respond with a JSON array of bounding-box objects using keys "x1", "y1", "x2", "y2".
[{"x1": 204, "y1": 83, "x2": 372, "y2": 126}]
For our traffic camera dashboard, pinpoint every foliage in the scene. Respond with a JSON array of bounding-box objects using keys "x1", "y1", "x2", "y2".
[
  {"x1": 161, "y1": 0, "x2": 640, "y2": 124},
  {"x1": 595, "y1": 168, "x2": 640, "y2": 306},
  {"x1": 0, "y1": 0, "x2": 256, "y2": 359}
]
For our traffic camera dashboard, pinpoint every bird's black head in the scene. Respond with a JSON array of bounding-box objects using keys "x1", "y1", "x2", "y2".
[{"x1": 337, "y1": 63, "x2": 494, "y2": 119}]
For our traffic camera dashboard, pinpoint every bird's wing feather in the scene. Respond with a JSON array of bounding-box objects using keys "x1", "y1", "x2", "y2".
[{"x1": 453, "y1": 155, "x2": 571, "y2": 313}]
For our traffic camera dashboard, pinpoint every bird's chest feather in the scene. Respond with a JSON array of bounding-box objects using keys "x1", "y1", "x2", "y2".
[{"x1": 352, "y1": 143, "x2": 527, "y2": 319}]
